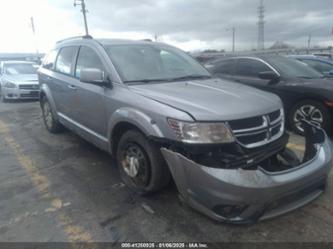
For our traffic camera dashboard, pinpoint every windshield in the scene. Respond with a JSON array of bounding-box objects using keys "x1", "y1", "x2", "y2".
[
  {"x1": 104, "y1": 44, "x2": 211, "y2": 83},
  {"x1": 265, "y1": 56, "x2": 324, "y2": 79},
  {"x1": 4, "y1": 63, "x2": 37, "y2": 75}
]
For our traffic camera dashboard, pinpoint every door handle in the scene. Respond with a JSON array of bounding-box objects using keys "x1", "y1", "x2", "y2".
[{"x1": 68, "y1": 85, "x2": 77, "y2": 90}]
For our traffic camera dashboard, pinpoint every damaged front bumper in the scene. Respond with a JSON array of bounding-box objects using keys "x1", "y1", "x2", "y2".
[{"x1": 161, "y1": 124, "x2": 333, "y2": 224}]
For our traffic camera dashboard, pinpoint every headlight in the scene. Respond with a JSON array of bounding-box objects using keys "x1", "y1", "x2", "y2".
[
  {"x1": 168, "y1": 118, "x2": 235, "y2": 144},
  {"x1": 3, "y1": 80, "x2": 16, "y2": 88}
]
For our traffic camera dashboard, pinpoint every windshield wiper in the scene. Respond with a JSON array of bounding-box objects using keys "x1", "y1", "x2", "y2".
[
  {"x1": 171, "y1": 75, "x2": 212, "y2": 81},
  {"x1": 297, "y1": 75, "x2": 326, "y2": 79},
  {"x1": 124, "y1": 78, "x2": 173, "y2": 84},
  {"x1": 124, "y1": 75, "x2": 211, "y2": 84}
]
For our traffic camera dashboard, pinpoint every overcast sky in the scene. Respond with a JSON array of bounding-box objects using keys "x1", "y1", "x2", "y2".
[{"x1": 0, "y1": 0, "x2": 332, "y2": 53}]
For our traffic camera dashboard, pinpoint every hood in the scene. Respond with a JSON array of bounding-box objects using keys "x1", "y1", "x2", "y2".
[
  {"x1": 129, "y1": 78, "x2": 282, "y2": 121},
  {"x1": 4, "y1": 74, "x2": 38, "y2": 85}
]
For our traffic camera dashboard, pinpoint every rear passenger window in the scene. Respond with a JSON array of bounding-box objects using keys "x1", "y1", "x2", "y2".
[
  {"x1": 55, "y1": 47, "x2": 77, "y2": 75},
  {"x1": 75, "y1": 46, "x2": 104, "y2": 78},
  {"x1": 42, "y1": 49, "x2": 58, "y2": 70},
  {"x1": 236, "y1": 58, "x2": 272, "y2": 77}
]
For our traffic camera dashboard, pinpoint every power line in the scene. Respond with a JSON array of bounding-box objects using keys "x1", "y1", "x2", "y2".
[
  {"x1": 74, "y1": 0, "x2": 89, "y2": 36},
  {"x1": 257, "y1": 0, "x2": 265, "y2": 50}
]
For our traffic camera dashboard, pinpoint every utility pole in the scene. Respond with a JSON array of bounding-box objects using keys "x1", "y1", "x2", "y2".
[
  {"x1": 30, "y1": 17, "x2": 39, "y2": 59},
  {"x1": 74, "y1": 0, "x2": 89, "y2": 36},
  {"x1": 257, "y1": 0, "x2": 265, "y2": 50},
  {"x1": 226, "y1": 27, "x2": 236, "y2": 53},
  {"x1": 232, "y1": 27, "x2": 235, "y2": 53},
  {"x1": 307, "y1": 34, "x2": 312, "y2": 54}
]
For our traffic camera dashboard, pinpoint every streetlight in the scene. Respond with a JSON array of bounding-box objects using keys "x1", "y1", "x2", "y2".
[{"x1": 226, "y1": 27, "x2": 235, "y2": 53}]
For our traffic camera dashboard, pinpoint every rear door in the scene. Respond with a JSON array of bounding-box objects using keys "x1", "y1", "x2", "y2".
[
  {"x1": 52, "y1": 46, "x2": 79, "y2": 118},
  {"x1": 70, "y1": 45, "x2": 108, "y2": 138}
]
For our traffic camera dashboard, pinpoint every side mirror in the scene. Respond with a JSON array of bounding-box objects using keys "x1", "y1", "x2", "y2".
[
  {"x1": 329, "y1": 70, "x2": 333, "y2": 76},
  {"x1": 80, "y1": 68, "x2": 110, "y2": 86},
  {"x1": 258, "y1": 71, "x2": 280, "y2": 84}
]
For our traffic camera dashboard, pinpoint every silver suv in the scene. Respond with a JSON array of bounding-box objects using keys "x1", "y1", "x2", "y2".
[{"x1": 38, "y1": 36, "x2": 333, "y2": 223}]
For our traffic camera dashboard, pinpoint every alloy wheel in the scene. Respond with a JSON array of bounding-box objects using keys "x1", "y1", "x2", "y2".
[{"x1": 293, "y1": 104, "x2": 324, "y2": 132}]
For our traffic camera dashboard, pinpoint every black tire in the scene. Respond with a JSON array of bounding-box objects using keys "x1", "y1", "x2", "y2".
[
  {"x1": 288, "y1": 100, "x2": 331, "y2": 135},
  {"x1": 116, "y1": 130, "x2": 171, "y2": 195},
  {"x1": 41, "y1": 96, "x2": 64, "y2": 134}
]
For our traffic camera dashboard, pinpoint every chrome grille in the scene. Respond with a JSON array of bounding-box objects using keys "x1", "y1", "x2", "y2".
[
  {"x1": 19, "y1": 84, "x2": 40, "y2": 90},
  {"x1": 228, "y1": 109, "x2": 284, "y2": 149}
]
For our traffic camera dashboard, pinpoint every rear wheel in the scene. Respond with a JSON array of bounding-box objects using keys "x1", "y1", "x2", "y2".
[
  {"x1": 289, "y1": 100, "x2": 331, "y2": 135},
  {"x1": 41, "y1": 96, "x2": 64, "y2": 133},
  {"x1": 116, "y1": 130, "x2": 171, "y2": 195}
]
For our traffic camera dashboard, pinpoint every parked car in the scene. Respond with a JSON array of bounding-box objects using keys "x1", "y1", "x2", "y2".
[
  {"x1": 0, "y1": 61, "x2": 40, "y2": 102},
  {"x1": 38, "y1": 37, "x2": 333, "y2": 223},
  {"x1": 206, "y1": 55, "x2": 333, "y2": 135},
  {"x1": 289, "y1": 55, "x2": 333, "y2": 77}
]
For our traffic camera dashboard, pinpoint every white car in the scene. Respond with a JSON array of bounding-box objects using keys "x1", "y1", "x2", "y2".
[{"x1": 0, "y1": 61, "x2": 40, "y2": 102}]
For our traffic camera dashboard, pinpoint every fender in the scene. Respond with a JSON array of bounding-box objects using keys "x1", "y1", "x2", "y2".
[
  {"x1": 108, "y1": 107, "x2": 164, "y2": 152},
  {"x1": 40, "y1": 84, "x2": 58, "y2": 119}
]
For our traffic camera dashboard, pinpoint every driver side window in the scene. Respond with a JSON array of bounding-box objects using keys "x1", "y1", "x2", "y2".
[
  {"x1": 75, "y1": 46, "x2": 105, "y2": 79},
  {"x1": 236, "y1": 58, "x2": 272, "y2": 78}
]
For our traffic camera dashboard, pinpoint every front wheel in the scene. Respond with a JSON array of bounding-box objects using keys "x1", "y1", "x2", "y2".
[
  {"x1": 41, "y1": 96, "x2": 64, "y2": 133},
  {"x1": 116, "y1": 130, "x2": 171, "y2": 195},
  {"x1": 289, "y1": 100, "x2": 331, "y2": 135}
]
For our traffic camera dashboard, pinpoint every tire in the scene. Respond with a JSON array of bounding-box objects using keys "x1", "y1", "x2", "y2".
[
  {"x1": 41, "y1": 96, "x2": 64, "y2": 133},
  {"x1": 116, "y1": 130, "x2": 171, "y2": 195},
  {"x1": 288, "y1": 100, "x2": 331, "y2": 135}
]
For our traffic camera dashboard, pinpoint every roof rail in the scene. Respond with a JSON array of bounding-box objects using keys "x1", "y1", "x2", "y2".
[
  {"x1": 56, "y1": 35, "x2": 93, "y2": 44},
  {"x1": 141, "y1": 39, "x2": 153, "y2": 42}
]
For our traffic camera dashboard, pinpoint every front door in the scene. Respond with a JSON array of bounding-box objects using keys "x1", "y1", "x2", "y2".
[{"x1": 70, "y1": 45, "x2": 108, "y2": 138}]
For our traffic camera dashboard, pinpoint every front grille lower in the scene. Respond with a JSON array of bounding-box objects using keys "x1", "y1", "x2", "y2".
[
  {"x1": 20, "y1": 91, "x2": 39, "y2": 98},
  {"x1": 19, "y1": 84, "x2": 40, "y2": 90},
  {"x1": 228, "y1": 109, "x2": 284, "y2": 149}
]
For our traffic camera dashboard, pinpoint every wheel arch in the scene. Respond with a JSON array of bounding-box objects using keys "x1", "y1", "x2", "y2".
[
  {"x1": 40, "y1": 84, "x2": 58, "y2": 118},
  {"x1": 108, "y1": 108, "x2": 164, "y2": 156},
  {"x1": 287, "y1": 95, "x2": 330, "y2": 117}
]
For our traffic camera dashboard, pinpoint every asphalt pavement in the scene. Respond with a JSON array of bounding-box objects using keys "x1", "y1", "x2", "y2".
[{"x1": 0, "y1": 101, "x2": 332, "y2": 243}]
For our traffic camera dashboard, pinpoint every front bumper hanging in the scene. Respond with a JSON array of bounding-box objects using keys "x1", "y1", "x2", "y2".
[{"x1": 161, "y1": 122, "x2": 333, "y2": 224}]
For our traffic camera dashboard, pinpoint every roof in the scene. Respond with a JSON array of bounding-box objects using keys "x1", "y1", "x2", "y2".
[
  {"x1": 56, "y1": 36, "x2": 162, "y2": 47},
  {"x1": 96, "y1": 38, "x2": 156, "y2": 46},
  {"x1": 0, "y1": 60, "x2": 35, "y2": 64},
  {"x1": 288, "y1": 55, "x2": 333, "y2": 63},
  {"x1": 206, "y1": 54, "x2": 285, "y2": 64}
]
